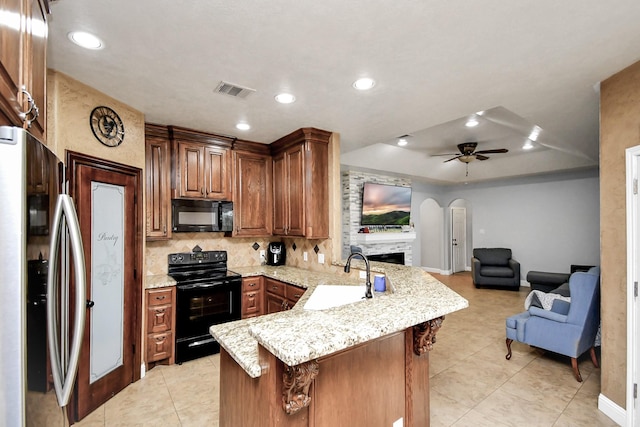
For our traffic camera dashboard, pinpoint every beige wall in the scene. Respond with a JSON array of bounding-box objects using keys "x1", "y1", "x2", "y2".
[
  {"x1": 600, "y1": 59, "x2": 640, "y2": 408},
  {"x1": 46, "y1": 70, "x2": 145, "y2": 168}
]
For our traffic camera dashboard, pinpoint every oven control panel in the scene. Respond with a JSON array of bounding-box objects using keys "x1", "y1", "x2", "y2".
[{"x1": 168, "y1": 250, "x2": 228, "y2": 265}]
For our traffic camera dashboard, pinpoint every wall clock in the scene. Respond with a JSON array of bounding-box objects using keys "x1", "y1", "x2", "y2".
[{"x1": 90, "y1": 106, "x2": 125, "y2": 147}]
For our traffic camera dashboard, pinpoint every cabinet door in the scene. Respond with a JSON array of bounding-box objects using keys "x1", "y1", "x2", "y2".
[
  {"x1": 285, "y1": 144, "x2": 305, "y2": 236},
  {"x1": 22, "y1": 0, "x2": 47, "y2": 140},
  {"x1": 177, "y1": 141, "x2": 205, "y2": 198},
  {"x1": 233, "y1": 151, "x2": 272, "y2": 237},
  {"x1": 272, "y1": 152, "x2": 287, "y2": 235},
  {"x1": 203, "y1": 145, "x2": 231, "y2": 200},
  {"x1": 0, "y1": 0, "x2": 25, "y2": 126},
  {"x1": 265, "y1": 292, "x2": 286, "y2": 314},
  {"x1": 145, "y1": 136, "x2": 171, "y2": 239}
]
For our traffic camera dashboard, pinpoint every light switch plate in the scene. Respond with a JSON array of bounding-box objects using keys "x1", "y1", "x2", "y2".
[
  {"x1": 259, "y1": 250, "x2": 265, "y2": 261},
  {"x1": 318, "y1": 253, "x2": 325, "y2": 264},
  {"x1": 359, "y1": 271, "x2": 367, "y2": 279},
  {"x1": 303, "y1": 252, "x2": 308, "y2": 261}
]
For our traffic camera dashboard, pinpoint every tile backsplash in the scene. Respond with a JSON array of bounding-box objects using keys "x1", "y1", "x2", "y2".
[{"x1": 145, "y1": 233, "x2": 335, "y2": 276}]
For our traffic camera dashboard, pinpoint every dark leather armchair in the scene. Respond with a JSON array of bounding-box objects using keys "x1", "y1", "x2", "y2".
[{"x1": 471, "y1": 248, "x2": 520, "y2": 290}]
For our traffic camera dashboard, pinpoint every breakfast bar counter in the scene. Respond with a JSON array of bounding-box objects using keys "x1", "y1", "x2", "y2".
[{"x1": 210, "y1": 263, "x2": 468, "y2": 427}]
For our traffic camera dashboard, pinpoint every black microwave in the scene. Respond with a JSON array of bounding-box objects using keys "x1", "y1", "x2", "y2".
[{"x1": 171, "y1": 200, "x2": 233, "y2": 232}]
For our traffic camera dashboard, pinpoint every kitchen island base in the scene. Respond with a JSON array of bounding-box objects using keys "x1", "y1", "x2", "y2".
[{"x1": 219, "y1": 321, "x2": 441, "y2": 427}]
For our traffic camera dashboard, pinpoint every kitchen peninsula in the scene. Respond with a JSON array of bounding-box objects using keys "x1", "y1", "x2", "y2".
[{"x1": 210, "y1": 263, "x2": 468, "y2": 427}]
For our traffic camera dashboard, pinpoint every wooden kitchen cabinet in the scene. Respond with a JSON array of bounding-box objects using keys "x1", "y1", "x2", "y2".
[
  {"x1": 145, "y1": 287, "x2": 175, "y2": 365},
  {"x1": 271, "y1": 128, "x2": 331, "y2": 238},
  {"x1": 231, "y1": 143, "x2": 272, "y2": 237},
  {"x1": 170, "y1": 126, "x2": 233, "y2": 201},
  {"x1": 0, "y1": 0, "x2": 48, "y2": 140},
  {"x1": 145, "y1": 124, "x2": 171, "y2": 240},
  {"x1": 241, "y1": 276, "x2": 263, "y2": 319},
  {"x1": 264, "y1": 277, "x2": 305, "y2": 313}
]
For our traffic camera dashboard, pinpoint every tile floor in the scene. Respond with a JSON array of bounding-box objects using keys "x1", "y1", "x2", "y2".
[{"x1": 75, "y1": 272, "x2": 618, "y2": 426}]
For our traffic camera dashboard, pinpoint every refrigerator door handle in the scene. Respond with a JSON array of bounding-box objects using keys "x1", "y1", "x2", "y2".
[{"x1": 47, "y1": 194, "x2": 86, "y2": 407}]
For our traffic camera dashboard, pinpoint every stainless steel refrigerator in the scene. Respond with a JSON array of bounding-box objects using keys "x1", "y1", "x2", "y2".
[{"x1": 0, "y1": 126, "x2": 86, "y2": 426}]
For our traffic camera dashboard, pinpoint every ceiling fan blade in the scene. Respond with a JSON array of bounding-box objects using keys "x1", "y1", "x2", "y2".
[
  {"x1": 432, "y1": 152, "x2": 460, "y2": 157},
  {"x1": 476, "y1": 154, "x2": 490, "y2": 161},
  {"x1": 474, "y1": 148, "x2": 508, "y2": 154},
  {"x1": 443, "y1": 155, "x2": 462, "y2": 163}
]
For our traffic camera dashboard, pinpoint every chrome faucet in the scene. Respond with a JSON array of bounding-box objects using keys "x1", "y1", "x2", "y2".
[{"x1": 344, "y1": 252, "x2": 373, "y2": 299}]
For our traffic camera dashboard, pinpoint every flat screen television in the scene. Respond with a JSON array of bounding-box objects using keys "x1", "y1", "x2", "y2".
[{"x1": 361, "y1": 182, "x2": 411, "y2": 226}]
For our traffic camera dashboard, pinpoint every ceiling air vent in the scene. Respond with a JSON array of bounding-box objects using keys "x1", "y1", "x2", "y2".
[{"x1": 214, "y1": 81, "x2": 256, "y2": 99}]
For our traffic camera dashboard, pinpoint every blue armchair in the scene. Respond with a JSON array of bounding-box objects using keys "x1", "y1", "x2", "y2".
[{"x1": 505, "y1": 267, "x2": 601, "y2": 382}]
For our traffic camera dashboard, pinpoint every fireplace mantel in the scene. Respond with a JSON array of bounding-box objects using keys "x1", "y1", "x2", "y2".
[{"x1": 354, "y1": 232, "x2": 416, "y2": 244}]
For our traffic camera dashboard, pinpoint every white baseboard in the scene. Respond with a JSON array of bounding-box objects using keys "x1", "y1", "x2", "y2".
[
  {"x1": 140, "y1": 363, "x2": 146, "y2": 379},
  {"x1": 521, "y1": 280, "x2": 530, "y2": 287},
  {"x1": 598, "y1": 393, "x2": 625, "y2": 426},
  {"x1": 421, "y1": 267, "x2": 452, "y2": 275}
]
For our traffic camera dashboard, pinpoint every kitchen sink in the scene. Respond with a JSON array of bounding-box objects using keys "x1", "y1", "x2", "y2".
[{"x1": 303, "y1": 285, "x2": 367, "y2": 311}]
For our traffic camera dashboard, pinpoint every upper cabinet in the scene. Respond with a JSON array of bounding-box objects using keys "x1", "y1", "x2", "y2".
[
  {"x1": 170, "y1": 126, "x2": 233, "y2": 201},
  {"x1": 0, "y1": 0, "x2": 48, "y2": 139},
  {"x1": 145, "y1": 124, "x2": 172, "y2": 240},
  {"x1": 271, "y1": 128, "x2": 331, "y2": 239},
  {"x1": 231, "y1": 141, "x2": 272, "y2": 237}
]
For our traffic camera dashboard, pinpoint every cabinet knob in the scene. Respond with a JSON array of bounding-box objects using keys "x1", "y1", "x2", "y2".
[
  {"x1": 155, "y1": 295, "x2": 166, "y2": 300},
  {"x1": 249, "y1": 283, "x2": 256, "y2": 287}
]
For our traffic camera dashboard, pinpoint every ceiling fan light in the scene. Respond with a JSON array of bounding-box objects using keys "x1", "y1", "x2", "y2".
[
  {"x1": 397, "y1": 137, "x2": 408, "y2": 146},
  {"x1": 523, "y1": 140, "x2": 534, "y2": 150},
  {"x1": 459, "y1": 155, "x2": 475, "y2": 163}
]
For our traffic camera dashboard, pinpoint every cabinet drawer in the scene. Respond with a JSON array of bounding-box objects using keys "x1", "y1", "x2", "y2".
[
  {"x1": 146, "y1": 331, "x2": 173, "y2": 362},
  {"x1": 147, "y1": 305, "x2": 172, "y2": 333},
  {"x1": 147, "y1": 288, "x2": 173, "y2": 307},
  {"x1": 287, "y1": 285, "x2": 305, "y2": 306},
  {"x1": 242, "y1": 290, "x2": 261, "y2": 317},
  {"x1": 265, "y1": 278, "x2": 285, "y2": 297},
  {"x1": 242, "y1": 276, "x2": 263, "y2": 292}
]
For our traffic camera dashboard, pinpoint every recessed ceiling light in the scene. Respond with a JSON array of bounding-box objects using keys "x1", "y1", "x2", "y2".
[
  {"x1": 353, "y1": 78, "x2": 375, "y2": 90},
  {"x1": 275, "y1": 93, "x2": 295, "y2": 104},
  {"x1": 397, "y1": 138, "x2": 408, "y2": 146},
  {"x1": 68, "y1": 31, "x2": 103, "y2": 49},
  {"x1": 236, "y1": 123, "x2": 250, "y2": 131},
  {"x1": 465, "y1": 117, "x2": 479, "y2": 127}
]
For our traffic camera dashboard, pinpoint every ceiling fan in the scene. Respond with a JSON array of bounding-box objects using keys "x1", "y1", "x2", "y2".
[{"x1": 434, "y1": 142, "x2": 509, "y2": 176}]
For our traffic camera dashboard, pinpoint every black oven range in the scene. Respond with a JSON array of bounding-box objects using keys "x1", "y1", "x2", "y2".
[{"x1": 168, "y1": 248, "x2": 241, "y2": 363}]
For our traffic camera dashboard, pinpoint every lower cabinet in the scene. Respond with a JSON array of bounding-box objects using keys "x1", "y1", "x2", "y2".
[
  {"x1": 241, "y1": 276, "x2": 264, "y2": 319},
  {"x1": 145, "y1": 287, "x2": 175, "y2": 366},
  {"x1": 264, "y1": 277, "x2": 305, "y2": 313}
]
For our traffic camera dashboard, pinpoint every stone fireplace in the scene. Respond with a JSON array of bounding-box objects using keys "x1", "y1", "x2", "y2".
[{"x1": 341, "y1": 170, "x2": 415, "y2": 264}]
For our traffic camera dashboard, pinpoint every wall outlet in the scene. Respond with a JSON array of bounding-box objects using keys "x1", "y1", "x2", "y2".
[
  {"x1": 393, "y1": 418, "x2": 403, "y2": 427},
  {"x1": 259, "y1": 250, "x2": 265, "y2": 261},
  {"x1": 318, "y1": 253, "x2": 325, "y2": 264},
  {"x1": 303, "y1": 252, "x2": 308, "y2": 262},
  {"x1": 359, "y1": 270, "x2": 367, "y2": 279}
]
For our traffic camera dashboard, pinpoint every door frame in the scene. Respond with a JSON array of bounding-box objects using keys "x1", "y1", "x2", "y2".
[
  {"x1": 626, "y1": 145, "x2": 640, "y2": 426},
  {"x1": 66, "y1": 151, "x2": 143, "y2": 420},
  {"x1": 451, "y1": 207, "x2": 466, "y2": 273}
]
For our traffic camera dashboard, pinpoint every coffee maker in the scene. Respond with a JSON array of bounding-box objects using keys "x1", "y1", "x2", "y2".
[{"x1": 266, "y1": 242, "x2": 286, "y2": 266}]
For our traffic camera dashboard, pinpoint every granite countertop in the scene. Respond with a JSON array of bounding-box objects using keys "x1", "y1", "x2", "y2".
[
  {"x1": 145, "y1": 274, "x2": 176, "y2": 289},
  {"x1": 210, "y1": 263, "x2": 468, "y2": 378}
]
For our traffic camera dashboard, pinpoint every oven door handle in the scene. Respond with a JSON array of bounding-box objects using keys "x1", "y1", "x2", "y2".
[{"x1": 178, "y1": 281, "x2": 227, "y2": 290}]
